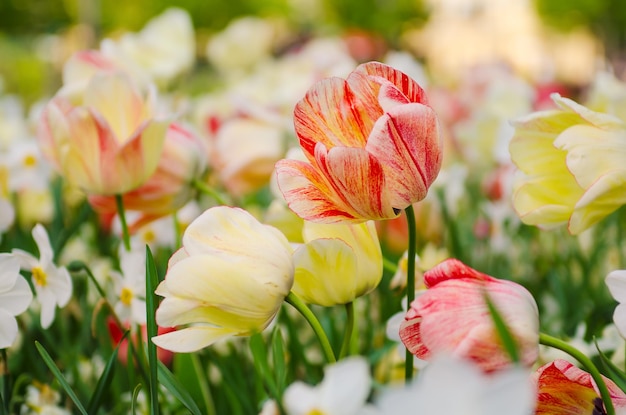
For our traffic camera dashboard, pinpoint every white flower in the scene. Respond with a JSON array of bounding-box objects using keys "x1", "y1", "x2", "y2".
[
  {"x1": 0, "y1": 253, "x2": 32, "y2": 348},
  {"x1": 21, "y1": 382, "x2": 71, "y2": 415},
  {"x1": 12, "y1": 224, "x2": 72, "y2": 329},
  {"x1": 110, "y1": 247, "x2": 146, "y2": 325},
  {"x1": 283, "y1": 356, "x2": 374, "y2": 415},
  {"x1": 606, "y1": 270, "x2": 626, "y2": 338},
  {"x1": 370, "y1": 355, "x2": 535, "y2": 415}
]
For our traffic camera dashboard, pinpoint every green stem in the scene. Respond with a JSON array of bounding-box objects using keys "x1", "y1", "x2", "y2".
[
  {"x1": 115, "y1": 194, "x2": 131, "y2": 252},
  {"x1": 285, "y1": 292, "x2": 336, "y2": 363},
  {"x1": 191, "y1": 354, "x2": 216, "y2": 415},
  {"x1": 540, "y1": 332, "x2": 615, "y2": 415},
  {"x1": 404, "y1": 205, "x2": 417, "y2": 382},
  {"x1": 339, "y1": 302, "x2": 355, "y2": 359},
  {"x1": 383, "y1": 257, "x2": 398, "y2": 273},
  {"x1": 193, "y1": 179, "x2": 229, "y2": 206}
]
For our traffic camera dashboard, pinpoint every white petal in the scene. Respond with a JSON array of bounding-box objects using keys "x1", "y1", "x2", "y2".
[
  {"x1": 151, "y1": 326, "x2": 237, "y2": 353},
  {"x1": 283, "y1": 382, "x2": 320, "y2": 415},
  {"x1": 37, "y1": 289, "x2": 57, "y2": 329},
  {"x1": 32, "y1": 224, "x2": 54, "y2": 265},
  {"x1": 0, "y1": 275, "x2": 33, "y2": 315},
  {"x1": 0, "y1": 309, "x2": 19, "y2": 349},
  {"x1": 319, "y1": 357, "x2": 371, "y2": 415},
  {"x1": 0, "y1": 254, "x2": 20, "y2": 292},
  {"x1": 11, "y1": 249, "x2": 40, "y2": 270},
  {"x1": 607, "y1": 270, "x2": 626, "y2": 303},
  {"x1": 613, "y1": 304, "x2": 626, "y2": 339}
]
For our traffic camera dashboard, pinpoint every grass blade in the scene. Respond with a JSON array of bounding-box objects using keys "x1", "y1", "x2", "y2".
[
  {"x1": 145, "y1": 245, "x2": 160, "y2": 415},
  {"x1": 157, "y1": 361, "x2": 203, "y2": 415},
  {"x1": 35, "y1": 341, "x2": 88, "y2": 415},
  {"x1": 87, "y1": 330, "x2": 129, "y2": 413}
]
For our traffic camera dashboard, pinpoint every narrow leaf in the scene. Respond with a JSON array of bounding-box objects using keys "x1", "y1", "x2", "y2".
[
  {"x1": 484, "y1": 292, "x2": 520, "y2": 363},
  {"x1": 87, "y1": 331, "x2": 129, "y2": 413},
  {"x1": 157, "y1": 361, "x2": 203, "y2": 415},
  {"x1": 145, "y1": 245, "x2": 160, "y2": 415},
  {"x1": 595, "y1": 339, "x2": 626, "y2": 393},
  {"x1": 34, "y1": 341, "x2": 88, "y2": 415},
  {"x1": 250, "y1": 333, "x2": 279, "y2": 398}
]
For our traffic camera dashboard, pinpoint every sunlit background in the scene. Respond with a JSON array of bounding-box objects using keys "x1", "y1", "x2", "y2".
[{"x1": 1, "y1": 0, "x2": 625, "y2": 105}]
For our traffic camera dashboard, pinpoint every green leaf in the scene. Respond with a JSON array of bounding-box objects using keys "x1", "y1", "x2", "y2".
[
  {"x1": 594, "y1": 339, "x2": 626, "y2": 393},
  {"x1": 272, "y1": 328, "x2": 287, "y2": 396},
  {"x1": 34, "y1": 341, "x2": 88, "y2": 415},
  {"x1": 131, "y1": 384, "x2": 143, "y2": 415},
  {"x1": 484, "y1": 292, "x2": 520, "y2": 364},
  {"x1": 249, "y1": 333, "x2": 279, "y2": 398},
  {"x1": 145, "y1": 245, "x2": 160, "y2": 415},
  {"x1": 87, "y1": 330, "x2": 129, "y2": 414},
  {"x1": 157, "y1": 361, "x2": 203, "y2": 415}
]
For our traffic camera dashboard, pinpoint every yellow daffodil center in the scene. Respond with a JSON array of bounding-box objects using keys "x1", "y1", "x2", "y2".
[
  {"x1": 120, "y1": 287, "x2": 133, "y2": 305},
  {"x1": 32, "y1": 266, "x2": 47, "y2": 287},
  {"x1": 306, "y1": 410, "x2": 326, "y2": 415},
  {"x1": 142, "y1": 229, "x2": 156, "y2": 244},
  {"x1": 23, "y1": 154, "x2": 37, "y2": 168}
]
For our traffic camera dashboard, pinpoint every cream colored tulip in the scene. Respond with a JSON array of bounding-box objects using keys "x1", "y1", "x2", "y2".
[
  {"x1": 152, "y1": 206, "x2": 294, "y2": 353},
  {"x1": 292, "y1": 220, "x2": 382, "y2": 306},
  {"x1": 510, "y1": 93, "x2": 626, "y2": 234}
]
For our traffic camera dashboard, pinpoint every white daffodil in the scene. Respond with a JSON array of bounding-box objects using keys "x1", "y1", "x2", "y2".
[
  {"x1": 283, "y1": 356, "x2": 374, "y2": 415},
  {"x1": 0, "y1": 253, "x2": 32, "y2": 348},
  {"x1": 110, "y1": 247, "x2": 146, "y2": 325},
  {"x1": 12, "y1": 224, "x2": 72, "y2": 329},
  {"x1": 370, "y1": 355, "x2": 535, "y2": 415}
]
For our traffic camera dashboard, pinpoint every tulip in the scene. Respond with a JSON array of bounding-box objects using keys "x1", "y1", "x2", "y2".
[
  {"x1": 510, "y1": 93, "x2": 626, "y2": 234},
  {"x1": 152, "y1": 206, "x2": 294, "y2": 353},
  {"x1": 399, "y1": 258, "x2": 539, "y2": 372},
  {"x1": 87, "y1": 122, "x2": 207, "y2": 230},
  {"x1": 38, "y1": 71, "x2": 169, "y2": 195},
  {"x1": 534, "y1": 359, "x2": 626, "y2": 415},
  {"x1": 275, "y1": 61, "x2": 442, "y2": 223},
  {"x1": 292, "y1": 220, "x2": 382, "y2": 306}
]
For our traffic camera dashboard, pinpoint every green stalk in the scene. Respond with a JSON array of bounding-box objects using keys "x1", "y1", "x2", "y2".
[
  {"x1": 285, "y1": 292, "x2": 336, "y2": 363},
  {"x1": 193, "y1": 179, "x2": 229, "y2": 206},
  {"x1": 115, "y1": 194, "x2": 131, "y2": 252},
  {"x1": 404, "y1": 205, "x2": 417, "y2": 381},
  {"x1": 540, "y1": 333, "x2": 615, "y2": 415},
  {"x1": 382, "y1": 257, "x2": 398, "y2": 273},
  {"x1": 339, "y1": 302, "x2": 355, "y2": 359}
]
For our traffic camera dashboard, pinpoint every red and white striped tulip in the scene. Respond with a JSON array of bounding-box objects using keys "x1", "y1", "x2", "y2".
[
  {"x1": 276, "y1": 61, "x2": 442, "y2": 223},
  {"x1": 399, "y1": 258, "x2": 539, "y2": 372},
  {"x1": 38, "y1": 72, "x2": 169, "y2": 195}
]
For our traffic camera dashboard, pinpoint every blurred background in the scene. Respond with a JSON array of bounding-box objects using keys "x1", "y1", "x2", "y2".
[{"x1": 1, "y1": 0, "x2": 626, "y2": 106}]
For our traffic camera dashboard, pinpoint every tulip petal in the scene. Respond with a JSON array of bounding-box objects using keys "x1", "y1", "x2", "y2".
[
  {"x1": 151, "y1": 326, "x2": 238, "y2": 353},
  {"x1": 83, "y1": 72, "x2": 146, "y2": 142},
  {"x1": 555, "y1": 125, "x2": 626, "y2": 189},
  {"x1": 569, "y1": 172, "x2": 626, "y2": 234},
  {"x1": 182, "y1": 206, "x2": 293, "y2": 269},
  {"x1": 352, "y1": 61, "x2": 429, "y2": 107},
  {"x1": 275, "y1": 158, "x2": 360, "y2": 223},
  {"x1": 423, "y1": 258, "x2": 494, "y2": 288},
  {"x1": 294, "y1": 77, "x2": 373, "y2": 158},
  {"x1": 292, "y1": 239, "x2": 358, "y2": 306},
  {"x1": 366, "y1": 103, "x2": 441, "y2": 208},
  {"x1": 316, "y1": 143, "x2": 397, "y2": 220}
]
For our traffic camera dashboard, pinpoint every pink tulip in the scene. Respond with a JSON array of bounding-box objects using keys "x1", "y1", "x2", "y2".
[
  {"x1": 399, "y1": 258, "x2": 539, "y2": 372},
  {"x1": 88, "y1": 122, "x2": 207, "y2": 230},
  {"x1": 38, "y1": 71, "x2": 169, "y2": 195},
  {"x1": 275, "y1": 61, "x2": 442, "y2": 223},
  {"x1": 534, "y1": 359, "x2": 626, "y2": 415}
]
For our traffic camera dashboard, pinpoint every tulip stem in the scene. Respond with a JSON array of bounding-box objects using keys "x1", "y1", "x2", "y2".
[
  {"x1": 339, "y1": 302, "x2": 355, "y2": 359},
  {"x1": 539, "y1": 332, "x2": 615, "y2": 415},
  {"x1": 193, "y1": 179, "x2": 229, "y2": 206},
  {"x1": 115, "y1": 194, "x2": 131, "y2": 252},
  {"x1": 404, "y1": 205, "x2": 417, "y2": 382},
  {"x1": 285, "y1": 292, "x2": 336, "y2": 363}
]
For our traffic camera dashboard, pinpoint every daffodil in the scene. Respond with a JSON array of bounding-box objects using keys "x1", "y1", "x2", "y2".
[
  {"x1": 12, "y1": 224, "x2": 72, "y2": 329},
  {"x1": 0, "y1": 253, "x2": 32, "y2": 348}
]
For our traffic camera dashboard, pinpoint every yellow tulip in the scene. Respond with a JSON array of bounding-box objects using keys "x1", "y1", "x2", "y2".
[
  {"x1": 510, "y1": 94, "x2": 626, "y2": 234},
  {"x1": 152, "y1": 206, "x2": 294, "y2": 352},
  {"x1": 292, "y1": 220, "x2": 382, "y2": 306}
]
